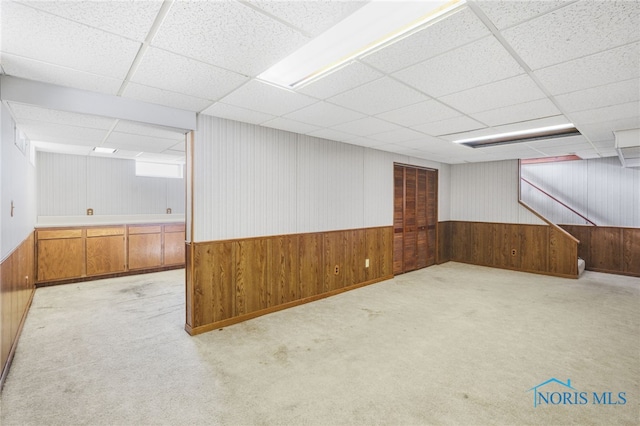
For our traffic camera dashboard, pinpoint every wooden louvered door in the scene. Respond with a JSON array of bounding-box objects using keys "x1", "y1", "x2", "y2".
[{"x1": 393, "y1": 164, "x2": 438, "y2": 274}]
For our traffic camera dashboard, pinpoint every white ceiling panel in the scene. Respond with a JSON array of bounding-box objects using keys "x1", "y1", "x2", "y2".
[
  {"x1": 376, "y1": 100, "x2": 460, "y2": 128},
  {"x1": 261, "y1": 117, "x2": 321, "y2": 135},
  {"x1": 502, "y1": 1, "x2": 640, "y2": 70},
  {"x1": 306, "y1": 128, "x2": 357, "y2": 142},
  {"x1": 104, "y1": 132, "x2": 177, "y2": 153},
  {"x1": 0, "y1": 53, "x2": 123, "y2": 95},
  {"x1": 9, "y1": 103, "x2": 116, "y2": 129},
  {"x1": 534, "y1": 42, "x2": 640, "y2": 95},
  {"x1": 284, "y1": 101, "x2": 365, "y2": 127},
  {"x1": 327, "y1": 77, "x2": 427, "y2": 115},
  {"x1": 578, "y1": 117, "x2": 640, "y2": 142},
  {"x1": 554, "y1": 79, "x2": 640, "y2": 113},
  {"x1": 367, "y1": 128, "x2": 429, "y2": 144},
  {"x1": 472, "y1": 143, "x2": 545, "y2": 158},
  {"x1": 17, "y1": 119, "x2": 108, "y2": 144},
  {"x1": 2, "y1": 1, "x2": 141, "y2": 79},
  {"x1": 474, "y1": 0, "x2": 574, "y2": 30},
  {"x1": 201, "y1": 102, "x2": 276, "y2": 125},
  {"x1": 246, "y1": 0, "x2": 366, "y2": 37},
  {"x1": 219, "y1": 80, "x2": 316, "y2": 116},
  {"x1": 19, "y1": 0, "x2": 163, "y2": 42},
  {"x1": 438, "y1": 74, "x2": 546, "y2": 115},
  {"x1": 134, "y1": 152, "x2": 185, "y2": 162},
  {"x1": 571, "y1": 101, "x2": 640, "y2": 126},
  {"x1": 414, "y1": 116, "x2": 486, "y2": 137},
  {"x1": 151, "y1": 0, "x2": 309, "y2": 76},
  {"x1": 470, "y1": 98, "x2": 562, "y2": 127},
  {"x1": 32, "y1": 141, "x2": 93, "y2": 156},
  {"x1": 489, "y1": 115, "x2": 572, "y2": 134},
  {"x1": 168, "y1": 142, "x2": 186, "y2": 153},
  {"x1": 361, "y1": 6, "x2": 490, "y2": 74},
  {"x1": 122, "y1": 82, "x2": 212, "y2": 112},
  {"x1": 113, "y1": 120, "x2": 185, "y2": 142},
  {"x1": 298, "y1": 61, "x2": 384, "y2": 99},
  {"x1": 393, "y1": 36, "x2": 525, "y2": 98},
  {"x1": 524, "y1": 134, "x2": 588, "y2": 149},
  {"x1": 344, "y1": 136, "x2": 388, "y2": 148},
  {"x1": 331, "y1": 116, "x2": 401, "y2": 137},
  {"x1": 131, "y1": 48, "x2": 249, "y2": 101}
]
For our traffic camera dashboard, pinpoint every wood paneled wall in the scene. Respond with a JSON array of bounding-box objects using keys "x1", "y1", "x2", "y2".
[
  {"x1": 561, "y1": 225, "x2": 640, "y2": 277},
  {"x1": 438, "y1": 221, "x2": 578, "y2": 278},
  {"x1": 186, "y1": 226, "x2": 393, "y2": 335},
  {"x1": 1, "y1": 233, "x2": 35, "y2": 387}
]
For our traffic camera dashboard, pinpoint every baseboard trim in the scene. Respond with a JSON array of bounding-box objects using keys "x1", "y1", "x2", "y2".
[
  {"x1": 585, "y1": 268, "x2": 640, "y2": 278},
  {"x1": 0, "y1": 287, "x2": 35, "y2": 391},
  {"x1": 447, "y1": 260, "x2": 578, "y2": 279},
  {"x1": 186, "y1": 274, "x2": 393, "y2": 336},
  {"x1": 36, "y1": 264, "x2": 185, "y2": 287}
]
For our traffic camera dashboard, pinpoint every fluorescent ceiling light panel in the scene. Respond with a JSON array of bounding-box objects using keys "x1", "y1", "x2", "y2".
[
  {"x1": 93, "y1": 146, "x2": 117, "y2": 154},
  {"x1": 258, "y1": 0, "x2": 465, "y2": 89},
  {"x1": 454, "y1": 123, "x2": 581, "y2": 148}
]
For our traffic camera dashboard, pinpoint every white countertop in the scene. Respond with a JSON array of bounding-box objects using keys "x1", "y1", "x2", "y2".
[{"x1": 36, "y1": 214, "x2": 185, "y2": 228}]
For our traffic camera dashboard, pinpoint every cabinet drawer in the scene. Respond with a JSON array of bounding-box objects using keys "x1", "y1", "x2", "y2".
[
  {"x1": 38, "y1": 229, "x2": 83, "y2": 240},
  {"x1": 87, "y1": 227, "x2": 125, "y2": 237},
  {"x1": 128, "y1": 225, "x2": 162, "y2": 235},
  {"x1": 165, "y1": 224, "x2": 185, "y2": 233}
]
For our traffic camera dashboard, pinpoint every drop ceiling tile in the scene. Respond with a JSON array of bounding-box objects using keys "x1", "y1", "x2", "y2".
[
  {"x1": 131, "y1": 48, "x2": 249, "y2": 101},
  {"x1": 284, "y1": 101, "x2": 365, "y2": 127},
  {"x1": 200, "y1": 102, "x2": 276, "y2": 125},
  {"x1": 376, "y1": 100, "x2": 460, "y2": 127},
  {"x1": 168, "y1": 142, "x2": 186, "y2": 153},
  {"x1": 393, "y1": 36, "x2": 524, "y2": 98},
  {"x1": 578, "y1": 117, "x2": 640, "y2": 142},
  {"x1": 470, "y1": 98, "x2": 562, "y2": 127},
  {"x1": 246, "y1": 1, "x2": 366, "y2": 37},
  {"x1": 395, "y1": 135, "x2": 448, "y2": 150},
  {"x1": 555, "y1": 79, "x2": 640, "y2": 113},
  {"x1": 306, "y1": 128, "x2": 357, "y2": 142},
  {"x1": 570, "y1": 101, "x2": 640, "y2": 126},
  {"x1": 414, "y1": 116, "x2": 486, "y2": 137},
  {"x1": 122, "y1": 82, "x2": 212, "y2": 112},
  {"x1": 574, "y1": 149, "x2": 600, "y2": 160},
  {"x1": 2, "y1": 1, "x2": 141, "y2": 79},
  {"x1": 298, "y1": 61, "x2": 384, "y2": 99},
  {"x1": 151, "y1": 0, "x2": 309, "y2": 76},
  {"x1": 99, "y1": 149, "x2": 142, "y2": 160},
  {"x1": 134, "y1": 152, "x2": 185, "y2": 162},
  {"x1": 368, "y1": 128, "x2": 428, "y2": 144},
  {"x1": 490, "y1": 116, "x2": 572, "y2": 134},
  {"x1": 331, "y1": 117, "x2": 402, "y2": 137},
  {"x1": 534, "y1": 42, "x2": 640, "y2": 95},
  {"x1": 0, "y1": 53, "x2": 123, "y2": 95},
  {"x1": 17, "y1": 119, "x2": 108, "y2": 144},
  {"x1": 327, "y1": 77, "x2": 427, "y2": 115},
  {"x1": 502, "y1": 1, "x2": 640, "y2": 70},
  {"x1": 113, "y1": 120, "x2": 186, "y2": 142},
  {"x1": 524, "y1": 134, "x2": 588, "y2": 149},
  {"x1": 104, "y1": 132, "x2": 176, "y2": 153},
  {"x1": 438, "y1": 74, "x2": 546, "y2": 114},
  {"x1": 32, "y1": 141, "x2": 94, "y2": 156},
  {"x1": 344, "y1": 137, "x2": 388, "y2": 148},
  {"x1": 9, "y1": 103, "x2": 116, "y2": 129},
  {"x1": 20, "y1": 0, "x2": 163, "y2": 41},
  {"x1": 219, "y1": 80, "x2": 317, "y2": 116},
  {"x1": 437, "y1": 127, "x2": 498, "y2": 142},
  {"x1": 261, "y1": 117, "x2": 321, "y2": 135},
  {"x1": 362, "y1": 6, "x2": 490, "y2": 73},
  {"x1": 472, "y1": 144, "x2": 544, "y2": 158},
  {"x1": 474, "y1": 1, "x2": 574, "y2": 30}
]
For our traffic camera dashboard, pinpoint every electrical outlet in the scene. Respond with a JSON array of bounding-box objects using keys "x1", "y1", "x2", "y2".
[
  {"x1": 365, "y1": 258, "x2": 370, "y2": 268},
  {"x1": 166, "y1": 208, "x2": 172, "y2": 214},
  {"x1": 511, "y1": 249, "x2": 517, "y2": 256},
  {"x1": 87, "y1": 208, "x2": 94, "y2": 216},
  {"x1": 334, "y1": 265, "x2": 339, "y2": 275}
]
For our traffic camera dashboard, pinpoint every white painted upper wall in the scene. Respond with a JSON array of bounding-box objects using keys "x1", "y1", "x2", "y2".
[
  {"x1": 37, "y1": 152, "x2": 185, "y2": 217},
  {"x1": 192, "y1": 115, "x2": 450, "y2": 242},
  {"x1": 450, "y1": 159, "x2": 544, "y2": 225},
  {"x1": 522, "y1": 157, "x2": 640, "y2": 227},
  {"x1": 1, "y1": 102, "x2": 37, "y2": 260}
]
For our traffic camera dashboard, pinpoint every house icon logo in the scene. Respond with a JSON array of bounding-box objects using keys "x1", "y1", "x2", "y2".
[{"x1": 526, "y1": 378, "x2": 578, "y2": 407}]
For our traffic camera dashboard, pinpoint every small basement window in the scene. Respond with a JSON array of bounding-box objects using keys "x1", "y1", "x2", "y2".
[{"x1": 135, "y1": 161, "x2": 183, "y2": 179}]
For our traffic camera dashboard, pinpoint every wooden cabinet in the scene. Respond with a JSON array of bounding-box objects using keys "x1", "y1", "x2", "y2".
[
  {"x1": 36, "y1": 222, "x2": 186, "y2": 284},
  {"x1": 36, "y1": 229, "x2": 84, "y2": 282}
]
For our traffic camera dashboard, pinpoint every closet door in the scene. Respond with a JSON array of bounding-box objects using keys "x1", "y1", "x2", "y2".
[
  {"x1": 403, "y1": 168, "x2": 417, "y2": 272},
  {"x1": 416, "y1": 169, "x2": 428, "y2": 269},
  {"x1": 393, "y1": 166, "x2": 405, "y2": 274},
  {"x1": 426, "y1": 170, "x2": 438, "y2": 266}
]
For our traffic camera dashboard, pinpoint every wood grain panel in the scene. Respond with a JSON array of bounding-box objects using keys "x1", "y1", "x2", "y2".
[
  {"x1": 623, "y1": 228, "x2": 640, "y2": 275},
  {"x1": 269, "y1": 235, "x2": 299, "y2": 306},
  {"x1": 165, "y1": 224, "x2": 186, "y2": 233},
  {"x1": 86, "y1": 227, "x2": 124, "y2": 237},
  {"x1": 561, "y1": 225, "x2": 590, "y2": 266},
  {"x1": 589, "y1": 227, "x2": 623, "y2": 272},
  {"x1": 493, "y1": 223, "x2": 521, "y2": 270},
  {"x1": 366, "y1": 227, "x2": 393, "y2": 281},
  {"x1": 426, "y1": 170, "x2": 437, "y2": 267},
  {"x1": 193, "y1": 242, "x2": 234, "y2": 326},
  {"x1": 37, "y1": 229, "x2": 82, "y2": 239},
  {"x1": 451, "y1": 221, "x2": 472, "y2": 263},
  {"x1": 324, "y1": 231, "x2": 345, "y2": 292},
  {"x1": 472, "y1": 223, "x2": 494, "y2": 266},
  {"x1": 520, "y1": 225, "x2": 548, "y2": 273},
  {"x1": 128, "y1": 225, "x2": 162, "y2": 234},
  {"x1": 299, "y1": 233, "x2": 323, "y2": 299},
  {"x1": 548, "y1": 227, "x2": 577, "y2": 276},
  {"x1": 37, "y1": 237, "x2": 84, "y2": 281},
  {"x1": 346, "y1": 229, "x2": 367, "y2": 286},
  {"x1": 393, "y1": 233, "x2": 403, "y2": 275},
  {"x1": 235, "y1": 239, "x2": 268, "y2": 315},
  {"x1": 437, "y1": 222, "x2": 451, "y2": 264},
  {"x1": 164, "y1": 231, "x2": 185, "y2": 266},
  {"x1": 128, "y1": 233, "x2": 162, "y2": 270},
  {"x1": 86, "y1": 235, "x2": 125, "y2": 276},
  {"x1": 404, "y1": 168, "x2": 417, "y2": 272}
]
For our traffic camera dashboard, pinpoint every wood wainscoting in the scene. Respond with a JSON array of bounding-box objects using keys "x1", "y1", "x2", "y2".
[
  {"x1": 560, "y1": 225, "x2": 640, "y2": 277},
  {"x1": 1, "y1": 233, "x2": 35, "y2": 388},
  {"x1": 438, "y1": 221, "x2": 578, "y2": 278},
  {"x1": 185, "y1": 226, "x2": 393, "y2": 335}
]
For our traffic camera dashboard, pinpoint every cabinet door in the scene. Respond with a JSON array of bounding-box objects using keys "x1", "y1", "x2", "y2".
[
  {"x1": 86, "y1": 235, "x2": 125, "y2": 276},
  {"x1": 37, "y1": 230, "x2": 84, "y2": 281},
  {"x1": 164, "y1": 231, "x2": 185, "y2": 266},
  {"x1": 128, "y1": 230, "x2": 162, "y2": 270}
]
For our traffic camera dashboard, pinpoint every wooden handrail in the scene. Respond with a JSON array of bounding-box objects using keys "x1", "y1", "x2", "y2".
[{"x1": 521, "y1": 177, "x2": 597, "y2": 226}]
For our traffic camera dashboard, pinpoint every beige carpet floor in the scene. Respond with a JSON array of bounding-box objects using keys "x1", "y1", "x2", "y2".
[{"x1": 1, "y1": 262, "x2": 638, "y2": 425}]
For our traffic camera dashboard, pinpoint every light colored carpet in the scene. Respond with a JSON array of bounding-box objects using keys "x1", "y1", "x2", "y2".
[{"x1": 1, "y1": 262, "x2": 638, "y2": 425}]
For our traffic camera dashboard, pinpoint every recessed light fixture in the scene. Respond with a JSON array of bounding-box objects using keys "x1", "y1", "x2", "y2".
[
  {"x1": 93, "y1": 146, "x2": 117, "y2": 154},
  {"x1": 258, "y1": 0, "x2": 465, "y2": 89},
  {"x1": 453, "y1": 123, "x2": 581, "y2": 148}
]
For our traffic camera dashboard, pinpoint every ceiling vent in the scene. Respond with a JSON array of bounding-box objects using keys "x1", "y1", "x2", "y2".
[{"x1": 614, "y1": 129, "x2": 640, "y2": 168}]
